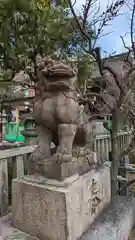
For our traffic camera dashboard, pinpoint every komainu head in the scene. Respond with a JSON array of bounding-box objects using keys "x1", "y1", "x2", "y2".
[{"x1": 35, "y1": 55, "x2": 78, "y2": 95}]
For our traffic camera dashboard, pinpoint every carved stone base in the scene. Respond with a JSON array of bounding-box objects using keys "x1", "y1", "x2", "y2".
[
  {"x1": 29, "y1": 150, "x2": 98, "y2": 181},
  {"x1": 12, "y1": 164, "x2": 111, "y2": 240}
]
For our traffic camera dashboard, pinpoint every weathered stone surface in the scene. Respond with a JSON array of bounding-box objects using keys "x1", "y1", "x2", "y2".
[
  {"x1": 80, "y1": 196, "x2": 135, "y2": 240},
  {"x1": 12, "y1": 165, "x2": 110, "y2": 240},
  {"x1": 0, "y1": 213, "x2": 39, "y2": 240},
  {"x1": 28, "y1": 151, "x2": 97, "y2": 181}
]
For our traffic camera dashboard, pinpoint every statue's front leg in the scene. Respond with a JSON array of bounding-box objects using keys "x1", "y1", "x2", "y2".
[
  {"x1": 36, "y1": 125, "x2": 52, "y2": 158},
  {"x1": 28, "y1": 125, "x2": 52, "y2": 174},
  {"x1": 56, "y1": 123, "x2": 77, "y2": 163}
]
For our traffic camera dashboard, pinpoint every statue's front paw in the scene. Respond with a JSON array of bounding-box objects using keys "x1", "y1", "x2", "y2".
[
  {"x1": 55, "y1": 153, "x2": 72, "y2": 163},
  {"x1": 28, "y1": 147, "x2": 46, "y2": 174}
]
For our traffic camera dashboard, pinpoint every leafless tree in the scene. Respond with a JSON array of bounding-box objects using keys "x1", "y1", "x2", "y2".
[{"x1": 68, "y1": 0, "x2": 135, "y2": 196}]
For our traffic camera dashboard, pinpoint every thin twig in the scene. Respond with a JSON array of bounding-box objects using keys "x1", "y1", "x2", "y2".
[
  {"x1": 68, "y1": 0, "x2": 90, "y2": 41},
  {"x1": 120, "y1": 35, "x2": 131, "y2": 52},
  {"x1": 98, "y1": 31, "x2": 113, "y2": 39},
  {"x1": 83, "y1": 0, "x2": 93, "y2": 29}
]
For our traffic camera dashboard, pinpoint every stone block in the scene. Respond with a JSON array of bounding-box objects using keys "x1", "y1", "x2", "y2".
[
  {"x1": 12, "y1": 165, "x2": 110, "y2": 240},
  {"x1": 41, "y1": 151, "x2": 97, "y2": 181},
  {"x1": 29, "y1": 150, "x2": 98, "y2": 181}
]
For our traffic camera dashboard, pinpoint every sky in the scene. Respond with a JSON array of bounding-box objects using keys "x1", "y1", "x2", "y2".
[{"x1": 72, "y1": 0, "x2": 133, "y2": 56}]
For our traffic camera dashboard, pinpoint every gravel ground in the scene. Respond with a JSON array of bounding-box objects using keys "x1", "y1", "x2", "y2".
[{"x1": 129, "y1": 226, "x2": 135, "y2": 240}]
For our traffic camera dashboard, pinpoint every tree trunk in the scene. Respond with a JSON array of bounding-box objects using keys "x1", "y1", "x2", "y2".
[{"x1": 111, "y1": 110, "x2": 119, "y2": 197}]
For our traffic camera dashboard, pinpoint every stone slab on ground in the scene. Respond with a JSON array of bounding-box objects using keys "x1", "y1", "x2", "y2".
[
  {"x1": 0, "y1": 213, "x2": 39, "y2": 240},
  {"x1": 12, "y1": 165, "x2": 110, "y2": 240},
  {"x1": 80, "y1": 195, "x2": 135, "y2": 240}
]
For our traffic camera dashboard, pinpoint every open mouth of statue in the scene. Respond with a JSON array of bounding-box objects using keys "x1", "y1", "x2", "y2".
[{"x1": 48, "y1": 81, "x2": 70, "y2": 91}]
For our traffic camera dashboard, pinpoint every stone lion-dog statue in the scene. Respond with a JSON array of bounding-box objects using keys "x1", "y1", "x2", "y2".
[{"x1": 13, "y1": 55, "x2": 96, "y2": 176}]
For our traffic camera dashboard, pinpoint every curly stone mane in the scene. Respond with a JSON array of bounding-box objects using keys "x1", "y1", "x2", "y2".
[{"x1": 35, "y1": 55, "x2": 78, "y2": 101}]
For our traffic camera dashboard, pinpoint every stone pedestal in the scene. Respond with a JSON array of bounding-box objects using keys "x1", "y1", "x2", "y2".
[
  {"x1": 28, "y1": 149, "x2": 98, "y2": 181},
  {"x1": 12, "y1": 164, "x2": 111, "y2": 240}
]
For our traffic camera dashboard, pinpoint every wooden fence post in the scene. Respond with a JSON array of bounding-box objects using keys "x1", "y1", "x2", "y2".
[
  {"x1": 16, "y1": 155, "x2": 24, "y2": 180},
  {"x1": 119, "y1": 155, "x2": 129, "y2": 196},
  {"x1": 0, "y1": 159, "x2": 8, "y2": 216}
]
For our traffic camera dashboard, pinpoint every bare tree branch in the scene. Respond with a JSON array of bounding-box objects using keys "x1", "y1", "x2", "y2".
[
  {"x1": 123, "y1": 67, "x2": 135, "y2": 80},
  {"x1": 103, "y1": 65, "x2": 124, "y2": 93},
  {"x1": 82, "y1": 0, "x2": 93, "y2": 29},
  {"x1": 130, "y1": 0, "x2": 135, "y2": 57},
  {"x1": 80, "y1": 92, "x2": 112, "y2": 110},
  {"x1": 68, "y1": 0, "x2": 90, "y2": 41},
  {"x1": 120, "y1": 35, "x2": 130, "y2": 50},
  {"x1": 98, "y1": 31, "x2": 113, "y2": 39}
]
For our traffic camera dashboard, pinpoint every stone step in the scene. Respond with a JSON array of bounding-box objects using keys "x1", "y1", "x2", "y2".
[{"x1": 80, "y1": 196, "x2": 135, "y2": 240}]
